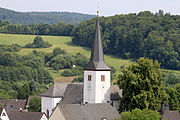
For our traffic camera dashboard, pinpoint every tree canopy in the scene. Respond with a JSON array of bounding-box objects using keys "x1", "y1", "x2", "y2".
[
  {"x1": 72, "y1": 11, "x2": 180, "y2": 70},
  {"x1": 117, "y1": 58, "x2": 164, "y2": 112}
]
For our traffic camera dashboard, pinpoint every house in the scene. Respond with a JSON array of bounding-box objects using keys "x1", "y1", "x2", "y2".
[
  {"x1": 0, "y1": 99, "x2": 27, "y2": 111},
  {"x1": 49, "y1": 103, "x2": 121, "y2": 120},
  {"x1": 7, "y1": 111, "x2": 48, "y2": 120},
  {"x1": 0, "y1": 107, "x2": 9, "y2": 120},
  {"x1": 160, "y1": 104, "x2": 180, "y2": 120}
]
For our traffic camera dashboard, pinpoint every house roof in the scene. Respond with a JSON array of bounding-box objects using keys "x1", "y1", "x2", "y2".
[
  {"x1": 41, "y1": 83, "x2": 122, "y2": 103},
  {"x1": 84, "y1": 15, "x2": 110, "y2": 71},
  {"x1": 7, "y1": 111, "x2": 46, "y2": 120},
  {"x1": 162, "y1": 110, "x2": 180, "y2": 120},
  {"x1": 59, "y1": 103, "x2": 121, "y2": 120},
  {"x1": 41, "y1": 82, "x2": 67, "y2": 98},
  {"x1": 0, "y1": 99, "x2": 26, "y2": 111}
]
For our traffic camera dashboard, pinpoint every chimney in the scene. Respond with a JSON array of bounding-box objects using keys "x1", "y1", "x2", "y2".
[{"x1": 46, "y1": 109, "x2": 49, "y2": 118}]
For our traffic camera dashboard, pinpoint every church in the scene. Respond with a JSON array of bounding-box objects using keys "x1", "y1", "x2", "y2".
[{"x1": 41, "y1": 11, "x2": 122, "y2": 120}]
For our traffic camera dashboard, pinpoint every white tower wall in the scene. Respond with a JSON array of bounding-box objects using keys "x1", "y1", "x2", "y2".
[{"x1": 83, "y1": 70, "x2": 110, "y2": 104}]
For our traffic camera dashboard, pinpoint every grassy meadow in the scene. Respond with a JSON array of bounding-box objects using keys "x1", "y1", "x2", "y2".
[
  {"x1": 0, "y1": 33, "x2": 133, "y2": 80},
  {"x1": 1, "y1": 33, "x2": 179, "y2": 81}
]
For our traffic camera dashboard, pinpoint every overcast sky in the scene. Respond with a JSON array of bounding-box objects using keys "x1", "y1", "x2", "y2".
[{"x1": 0, "y1": 0, "x2": 180, "y2": 16}]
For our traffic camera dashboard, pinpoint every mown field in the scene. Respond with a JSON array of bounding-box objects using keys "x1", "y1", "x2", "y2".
[{"x1": 0, "y1": 33, "x2": 133, "y2": 80}]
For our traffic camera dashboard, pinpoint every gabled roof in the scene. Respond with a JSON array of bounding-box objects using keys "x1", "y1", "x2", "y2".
[
  {"x1": 162, "y1": 110, "x2": 180, "y2": 120},
  {"x1": 59, "y1": 103, "x2": 121, "y2": 120},
  {"x1": 41, "y1": 83, "x2": 122, "y2": 104},
  {"x1": 41, "y1": 82, "x2": 67, "y2": 98},
  {"x1": 0, "y1": 99, "x2": 26, "y2": 111},
  {"x1": 84, "y1": 15, "x2": 110, "y2": 71},
  {"x1": 7, "y1": 111, "x2": 46, "y2": 120}
]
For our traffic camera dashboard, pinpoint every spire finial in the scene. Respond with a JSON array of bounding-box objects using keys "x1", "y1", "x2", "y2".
[{"x1": 97, "y1": 0, "x2": 100, "y2": 16}]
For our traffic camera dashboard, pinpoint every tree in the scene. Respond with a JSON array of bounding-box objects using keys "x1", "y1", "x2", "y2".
[
  {"x1": 25, "y1": 36, "x2": 52, "y2": 48},
  {"x1": 121, "y1": 108, "x2": 162, "y2": 120},
  {"x1": 28, "y1": 96, "x2": 41, "y2": 112},
  {"x1": 117, "y1": 58, "x2": 164, "y2": 112}
]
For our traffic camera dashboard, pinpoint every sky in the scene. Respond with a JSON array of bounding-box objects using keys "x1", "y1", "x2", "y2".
[{"x1": 0, "y1": 0, "x2": 180, "y2": 16}]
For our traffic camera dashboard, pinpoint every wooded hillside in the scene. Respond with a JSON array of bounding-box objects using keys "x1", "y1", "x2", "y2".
[
  {"x1": 0, "y1": 7, "x2": 95, "y2": 25},
  {"x1": 72, "y1": 10, "x2": 180, "y2": 70}
]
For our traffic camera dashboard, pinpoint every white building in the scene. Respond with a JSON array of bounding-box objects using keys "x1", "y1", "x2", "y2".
[
  {"x1": 40, "y1": 83, "x2": 67, "y2": 116},
  {"x1": 0, "y1": 107, "x2": 9, "y2": 120}
]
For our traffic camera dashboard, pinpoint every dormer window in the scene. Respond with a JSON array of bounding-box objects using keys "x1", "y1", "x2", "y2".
[
  {"x1": 101, "y1": 75, "x2": 105, "y2": 82},
  {"x1": 88, "y1": 75, "x2": 91, "y2": 81}
]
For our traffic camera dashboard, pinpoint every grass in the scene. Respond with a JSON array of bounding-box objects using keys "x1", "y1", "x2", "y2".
[
  {"x1": 0, "y1": 33, "x2": 132, "y2": 71},
  {"x1": 1, "y1": 33, "x2": 178, "y2": 80}
]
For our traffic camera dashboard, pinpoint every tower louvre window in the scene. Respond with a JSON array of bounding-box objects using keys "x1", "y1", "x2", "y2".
[
  {"x1": 101, "y1": 75, "x2": 105, "y2": 81},
  {"x1": 88, "y1": 75, "x2": 91, "y2": 81}
]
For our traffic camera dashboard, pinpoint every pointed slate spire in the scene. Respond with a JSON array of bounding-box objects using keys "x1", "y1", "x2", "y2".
[{"x1": 84, "y1": 12, "x2": 110, "y2": 71}]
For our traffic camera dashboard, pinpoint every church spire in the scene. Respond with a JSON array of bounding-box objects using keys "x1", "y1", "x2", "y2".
[{"x1": 84, "y1": 11, "x2": 110, "y2": 71}]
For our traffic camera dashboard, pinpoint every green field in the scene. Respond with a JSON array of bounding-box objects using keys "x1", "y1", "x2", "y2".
[
  {"x1": 1, "y1": 33, "x2": 179, "y2": 79},
  {"x1": 0, "y1": 33, "x2": 133, "y2": 78}
]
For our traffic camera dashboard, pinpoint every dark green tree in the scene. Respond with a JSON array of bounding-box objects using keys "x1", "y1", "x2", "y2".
[
  {"x1": 121, "y1": 108, "x2": 162, "y2": 120},
  {"x1": 117, "y1": 58, "x2": 164, "y2": 112},
  {"x1": 28, "y1": 96, "x2": 41, "y2": 112}
]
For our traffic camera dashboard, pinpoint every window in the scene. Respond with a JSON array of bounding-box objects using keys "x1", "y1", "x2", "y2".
[
  {"x1": 101, "y1": 75, "x2": 105, "y2": 82},
  {"x1": 88, "y1": 75, "x2": 91, "y2": 81}
]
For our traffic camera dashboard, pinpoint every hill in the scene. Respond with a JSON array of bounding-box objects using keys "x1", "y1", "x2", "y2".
[
  {"x1": 0, "y1": 7, "x2": 95, "y2": 25},
  {"x1": 72, "y1": 11, "x2": 180, "y2": 70},
  {"x1": 0, "y1": 33, "x2": 132, "y2": 78}
]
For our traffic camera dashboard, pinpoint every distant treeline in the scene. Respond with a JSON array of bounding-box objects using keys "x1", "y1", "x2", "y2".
[
  {"x1": 0, "y1": 7, "x2": 95, "y2": 25},
  {"x1": 72, "y1": 10, "x2": 180, "y2": 70},
  {"x1": 0, "y1": 20, "x2": 74, "y2": 36}
]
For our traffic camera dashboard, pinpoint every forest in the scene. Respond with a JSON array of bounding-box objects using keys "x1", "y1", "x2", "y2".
[
  {"x1": 0, "y1": 42, "x2": 89, "y2": 99},
  {"x1": 0, "y1": 20, "x2": 74, "y2": 36},
  {"x1": 72, "y1": 10, "x2": 180, "y2": 70},
  {"x1": 0, "y1": 7, "x2": 95, "y2": 25}
]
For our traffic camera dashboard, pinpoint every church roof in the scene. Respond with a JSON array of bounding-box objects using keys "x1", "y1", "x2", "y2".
[
  {"x1": 59, "y1": 103, "x2": 121, "y2": 120},
  {"x1": 41, "y1": 83, "x2": 122, "y2": 103},
  {"x1": 40, "y1": 82, "x2": 67, "y2": 98},
  {"x1": 84, "y1": 15, "x2": 110, "y2": 71}
]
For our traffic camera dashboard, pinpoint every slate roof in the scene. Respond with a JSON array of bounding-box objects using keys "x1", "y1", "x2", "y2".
[
  {"x1": 161, "y1": 110, "x2": 180, "y2": 120},
  {"x1": 61, "y1": 83, "x2": 83, "y2": 104},
  {"x1": 59, "y1": 103, "x2": 121, "y2": 120},
  {"x1": 41, "y1": 83, "x2": 122, "y2": 104},
  {"x1": 7, "y1": 111, "x2": 46, "y2": 120},
  {"x1": 84, "y1": 15, "x2": 110, "y2": 71},
  {"x1": 41, "y1": 82, "x2": 67, "y2": 98},
  {"x1": 0, "y1": 99, "x2": 26, "y2": 111}
]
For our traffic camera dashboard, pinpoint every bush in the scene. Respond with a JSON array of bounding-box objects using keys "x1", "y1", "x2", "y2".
[{"x1": 25, "y1": 36, "x2": 52, "y2": 48}]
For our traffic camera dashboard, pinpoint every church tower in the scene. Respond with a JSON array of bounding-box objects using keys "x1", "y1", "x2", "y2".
[{"x1": 83, "y1": 11, "x2": 111, "y2": 104}]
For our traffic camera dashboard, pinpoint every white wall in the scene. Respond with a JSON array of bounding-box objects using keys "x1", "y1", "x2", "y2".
[
  {"x1": 83, "y1": 70, "x2": 110, "y2": 104},
  {"x1": 41, "y1": 97, "x2": 62, "y2": 116},
  {"x1": 0, "y1": 108, "x2": 9, "y2": 120},
  {"x1": 40, "y1": 114, "x2": 48, "y2": 120}
]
